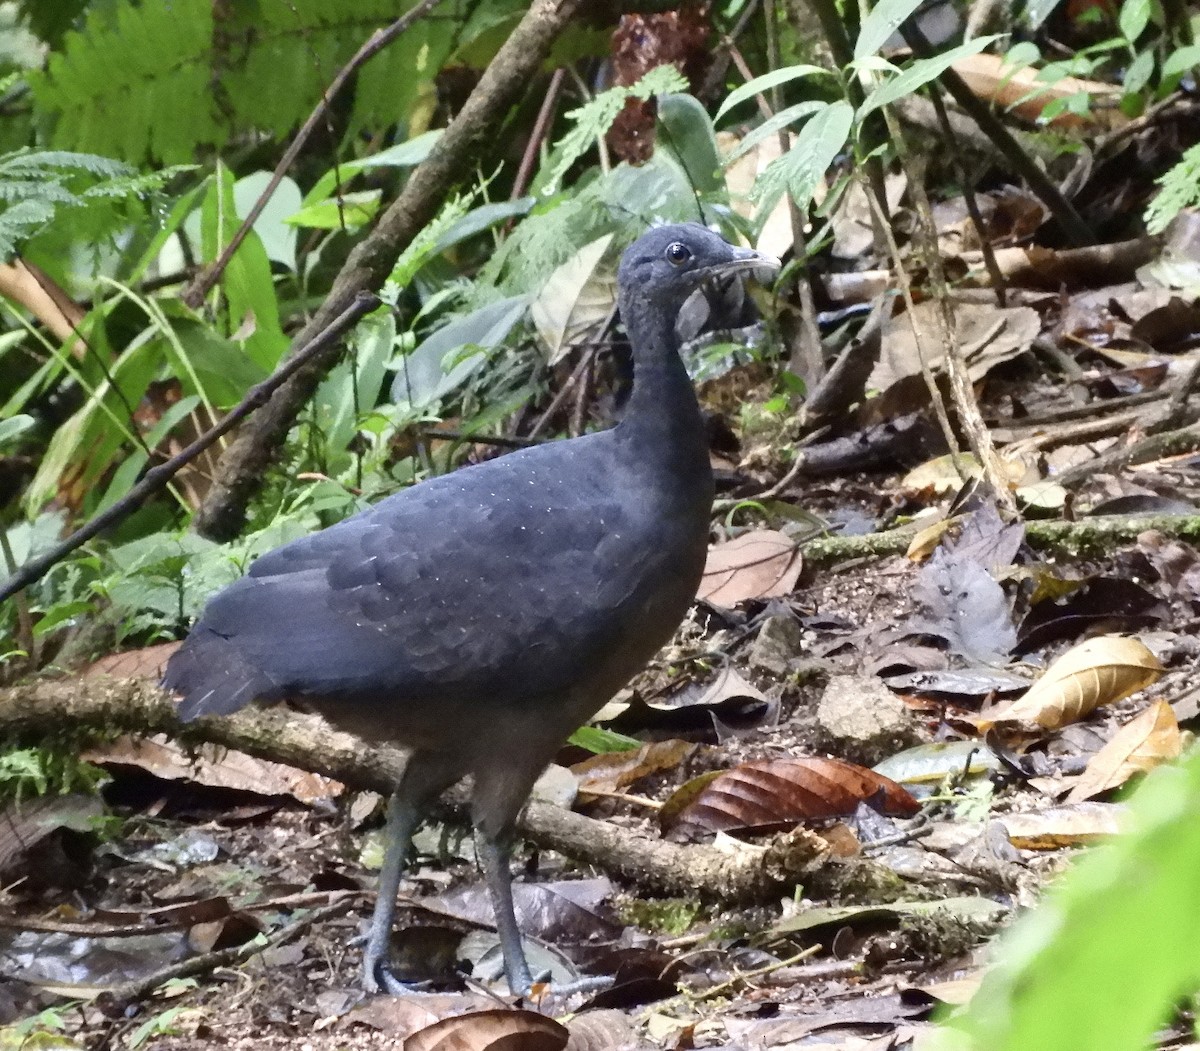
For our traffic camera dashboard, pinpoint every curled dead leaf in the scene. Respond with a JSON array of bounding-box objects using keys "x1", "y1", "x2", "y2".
[{"x1": 989, "y1": 635, "x2": 1163, "y2": 730}]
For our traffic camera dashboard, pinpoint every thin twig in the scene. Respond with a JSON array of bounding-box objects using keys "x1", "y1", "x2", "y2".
[
  {"x1": 108, "y1": 898, "x2": 356, "y2": 1003},
  {"x1": 926, "y1": 87, "x2": 1007, "y2": 306},
  {"x1": 0, "y1": 294, "x2": 380, "y2": 604},
  {"x1": 529, "y1": 344, "x2": 602, "y2": 439},
  {"x1": 511, "y1": 68, "x2": 566, "y2": 202},
  {"x1": 181, "y1": 0, "x2": 445, "y2": 309}
]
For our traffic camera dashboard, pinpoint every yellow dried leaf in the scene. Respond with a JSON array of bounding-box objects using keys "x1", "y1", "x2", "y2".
[
  {"x1": 905, "y1": 516, "x2": 957, "y2": 562},
  {"x1": 1066, "y1": 701, "x2": 1182, "y2": 802},
  {"x1": 991, "y1": 635, "x2": 1162, "y2": 730}
]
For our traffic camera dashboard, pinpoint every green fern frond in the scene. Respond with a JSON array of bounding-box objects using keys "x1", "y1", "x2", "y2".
[
  {"x1": 1145, "y1": 143, "x2": 1200, "y2": 236},
  {"x1": 30, "y1": 0, "x2": 458, "y2": 164},
  {"x1": 0, "y1": 147, "x2": 189, "y2": 260}
]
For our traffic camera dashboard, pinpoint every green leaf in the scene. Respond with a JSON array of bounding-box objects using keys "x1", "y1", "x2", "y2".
[
  {"x1": 568, "y1": 725, "x2": 642, "y2": 754},
  {"x1": 855, "y1": 0, "x2": 928, "y2": 60},
  {"x1": 947, "y1": 748, "x2": 1200, "y2": 1051},
  {"x1": 232, "y1": 172, "x2": 302, "y2": 272},
  {"x1": 301, "y1": 131, "x2": 442, "y2": 209},
  {"x1": 1162, "y1": 44, "x2": 1200, "y2": 79},
  {"x1": 431, "y1": 199, "x2": 534, "y2": 255},
  {"x1": 390, "y1": 296, "x2": 528, "y2": 409},
  {"x1": 200, "y1": 163, "x2": 288, "y2": 370},
  {"x1": 1123, "y1": 49, "x2": 1155, "y2": 96},
  {"x1": 314, "y1": 312, "x2": 395, "y2": 459},
  {"x1": 1119, "y1": 0, "x2": 1152, "y2": 42},
  {"x1": 541, "y1": 64, "x2": 689, "y2": 194},
  {"x1": 714, "y1": 64, "x2": 830, "y2": 123},
  {"x1": 0, "y1": 414, "x2": 34, "y2": 447},
  {"x1": 286, "y1": 190, "x2": 382, "y2": 231},
  {"x1": 751, "y1": 100, "x2": 853, "y2": 215},
  {"x1": 859, "y1": 37, "x2": 998, "y2": 117},
  {"x1": 724, "y1": 101, "x2": 827, "y2": 164},
  {"x1": 656, "y1": 93, "x2": 723, "y2": 194}
]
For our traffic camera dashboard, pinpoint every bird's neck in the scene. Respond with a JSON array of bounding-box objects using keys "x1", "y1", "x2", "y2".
[{"x1": 614, "y1": 305, "x2": 712, "y2": 497}]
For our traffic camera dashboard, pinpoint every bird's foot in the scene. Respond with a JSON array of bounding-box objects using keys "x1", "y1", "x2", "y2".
[{"x1": 513, "y1": 971, "x2": 615, "y2": 1000}]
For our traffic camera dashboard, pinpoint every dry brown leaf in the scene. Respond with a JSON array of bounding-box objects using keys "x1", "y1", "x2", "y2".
[
  {"x1": 83, "y1": 735, "x2": 342, "y2": 804},
  {"x1": 403, "y1": 1007, "x2": 568, "y2": 1051},
  {"x1": 989, "y1": 635, "x2": 1163, "y2": 730},
  {"x1": 698, "y1": 529, "x2": 802, "y2": 606},
  {"x1": 1065, "y1": 701, "x2": 1182, "y2": 803},
  {"x1": 86, "y1": 642, "x2": 181, "y2": 681},
  {"x1": 1001, "y1": 801, "x2": 1127, "y2": 848}
]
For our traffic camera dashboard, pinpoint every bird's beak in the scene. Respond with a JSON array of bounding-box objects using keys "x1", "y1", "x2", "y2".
[{"x1": 706, "y1": 245, "x2": 782, "y2": 285}]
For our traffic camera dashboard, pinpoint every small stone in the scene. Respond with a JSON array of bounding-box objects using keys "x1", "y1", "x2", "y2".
[
  {"x1": 814, "y1": 674, "x2": 919, "y2": 765},
  {"x1": 748, "y1": 613, "x2": 804, "y2": 676}
]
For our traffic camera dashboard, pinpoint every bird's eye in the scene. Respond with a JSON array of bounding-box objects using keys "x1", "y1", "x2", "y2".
[{"x1": 665, "y1": 241, "x2": 691, "y2": 266}]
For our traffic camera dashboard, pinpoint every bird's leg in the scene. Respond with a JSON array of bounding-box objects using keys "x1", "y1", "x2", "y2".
[
  {"x1": 362, "y1": 789, "x2": 422, "y2": 995},
  {"x1": 476, "y1": 831, "x2": 535, "y2": 996},
  {"x1": 362, "y1": 753, "x2": 460, "y2": 996}
]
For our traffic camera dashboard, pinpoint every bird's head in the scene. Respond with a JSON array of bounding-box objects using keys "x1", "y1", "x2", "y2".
[{"x1": 617, "y1": 223, "x2": 779, "y2": 316}]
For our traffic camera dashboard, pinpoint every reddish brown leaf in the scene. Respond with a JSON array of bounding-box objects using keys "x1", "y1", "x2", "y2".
[{"x1": 667, "y1": 757, "x2": 919, "y2": 835}]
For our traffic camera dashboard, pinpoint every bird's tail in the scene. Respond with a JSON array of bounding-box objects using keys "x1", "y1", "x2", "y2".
[{"x1": 162, "y1": 630, "x2": 279, "y2": 721}]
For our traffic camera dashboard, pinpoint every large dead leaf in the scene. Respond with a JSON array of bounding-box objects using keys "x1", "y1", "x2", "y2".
[
  {"x1": 1066, "y1": 701, "x2": 1182, "y2": 803},
  {"x1": 988, "y1": 635, "x2": 1163, "y2": 730},
  {"x1": 530, "y1": 234, "x2": 615, "y2": 365},
  {"x1": 403, "y1": 1008, "x2": 567, "y2": 1051},
  {"x1": 667, "y1": 756, "x2": 919, "y2": 835},
  {"x1": 698, "y1": 530, "x2": 802, "y2": 606},
  {"x1": 871, "y1": 300, "x2": 1040, "y2": 393},
  {"x1": 82, "y1": 735, "x2": 341, "y2": 804}
]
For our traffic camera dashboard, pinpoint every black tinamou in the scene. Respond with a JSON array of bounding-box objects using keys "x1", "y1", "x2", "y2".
[{"x1": 163, "y1": 224, "x2": 777, "y2": 995}]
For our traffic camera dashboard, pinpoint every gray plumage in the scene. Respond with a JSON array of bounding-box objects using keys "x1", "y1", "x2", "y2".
[{"x1": 163, "y1": 223, "x2": 776, "y2": 996}]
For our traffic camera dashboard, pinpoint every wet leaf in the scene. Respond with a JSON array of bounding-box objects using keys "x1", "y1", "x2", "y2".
[
  {"x1": 773, "y1": 896, "x2": 1005, "y2": 935},
  {"x1": 1066, "y1": 701, "x2": 1183, "y2": 802},
  {"x1": 989, "y1": 636, "x2": 1163, "y2": 729},
  {"x1": 698, "y1": 530, "x2": 802, "y2": 606},
  {"x1": 873, "y1": 741, "x2": 1002, "y2": 787},
  {"x1": 403, "y1": 1008, "x2": 567, "y2": 1051},
  {"x1": 667, "y1": 757, "x2": 919, "y2": 835},
  {"x1": 909, "y1": 547, "x2": 1017, "y2": 664}
]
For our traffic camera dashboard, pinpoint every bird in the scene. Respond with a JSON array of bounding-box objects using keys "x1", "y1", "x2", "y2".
[{"x1": 163, "y1": 223, "x2": 778, "y2": 996}]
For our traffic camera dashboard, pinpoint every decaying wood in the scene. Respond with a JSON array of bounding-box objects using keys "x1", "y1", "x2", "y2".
[{"x1": 0, "y1": 677, "x2": 835, "y2": 904}]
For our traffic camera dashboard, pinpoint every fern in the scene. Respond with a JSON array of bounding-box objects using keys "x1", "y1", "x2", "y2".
[
  {"x1": 1145, "y1": 143, "x2": 1200, "y2": 236},
  {"x1": 541, "y1": 64, "x2": 691, "y2": 194},
  {"x1": 0, "y1": 148, "x2": 187, "y2": 259},
  {"x1": 30, "y1": 0, "x2": 460, "y2": 163}
]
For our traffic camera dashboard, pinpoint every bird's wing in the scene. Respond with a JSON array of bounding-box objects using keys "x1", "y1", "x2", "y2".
[{"x1": 167, "y1": 439, "x2": 663, "y2": 716}]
